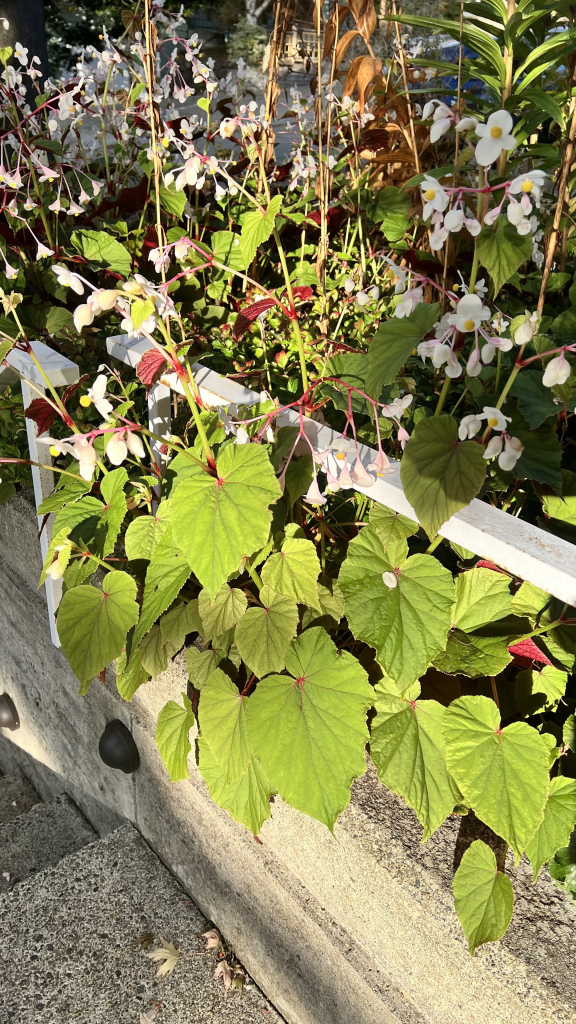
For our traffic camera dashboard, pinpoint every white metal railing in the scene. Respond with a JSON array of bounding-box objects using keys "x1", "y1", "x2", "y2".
[
  {"x1": 107, "y1": 332, "x2": 576, "y2": 607},
  {"x1": 0, "y1": 341, "x2": 79, "y2": 646},
  {"x1": 3, "y1": 337, "x2": 576, "y2": 652}
]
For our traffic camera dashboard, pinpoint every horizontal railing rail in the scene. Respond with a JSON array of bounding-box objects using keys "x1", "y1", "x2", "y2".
[{"x1": 107, "y1": 332, "x2": 576, "y2": 607}]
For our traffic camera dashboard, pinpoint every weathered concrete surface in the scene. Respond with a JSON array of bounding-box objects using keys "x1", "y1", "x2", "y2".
[
  {"x1": 2, "y1": 493, "x2": 576, "y2": 1024},
  {"x1": 0, "y1": 768, "x2": 39, "y2": 824},
  {"x1": 0, "y1": 823, "x2": 282, "y2": 1024},
  {"x1": 0, "y1": 793, "x2": 95, "y2": 889}
]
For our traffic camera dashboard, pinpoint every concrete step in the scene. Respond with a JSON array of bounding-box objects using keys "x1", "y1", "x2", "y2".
[
  {"x1": 0, "y1": 794, "x2": 96, "y2": 889},
  {"x1": 0, "y1": 822, "x2": 283, "y2": 1024},
  {"x1": 0, "y1": 768, "x2": 40, "y2": 824}
]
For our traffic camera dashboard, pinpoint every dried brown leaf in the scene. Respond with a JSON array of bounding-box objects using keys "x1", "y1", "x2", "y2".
[
  {"x1": 334, "y1": 29, "x2": 359, "y2": 73},
  {"x1": 214, "y1": 960, "x2": 234, "y2": 992},
  {"x1": 202, "y1": 927, "x2": 222, "y2": 951}
]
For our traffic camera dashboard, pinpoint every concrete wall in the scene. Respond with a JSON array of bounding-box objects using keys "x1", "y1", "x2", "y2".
[{"x1": 1, "y1": 492, "x2": 576, "y2": 1024}]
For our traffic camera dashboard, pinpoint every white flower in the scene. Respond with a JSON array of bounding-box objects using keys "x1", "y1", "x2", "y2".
[
  {"x1": 444, "y1": 209, "x2": 464, "y2": 233},
  {"x1": 356, "y1": 290, "x2": 369, "y2": 307},
  {"x1": 459, "y1": 413, "x2": 483, "y2": 440},
  {"x1": 543, "y1": 352, "x2": 571, "y2": 388},
  {"x1": 87, "y1": 374, "x2": 113, "y2": 419},
  {"x1": 475, "y1": 110, "x2": 516, "y2": 166},
  {"x1": 344, "y1": 277, "x2": 355, "y2": 293},
  {"x1": 509, "y1": 170, "x2": 547, "y2": 203},
  {"x1": 126, "y1": 431, "x2": 146, "y2": 458},
  {"x1": 445, "y1": 351, "x2": 462, "y2": 378},
  {"x1": 52, "y1": 264, "x2": 84, "y2": 295},
  {"x1": 382, "y1": 571, "x2": 397, "y2": 589},
  {"x1": 430, "y1": 226, "x2": 448, "y2": 250},
  {"x1": 328, "y1": 438, "x2": 355, "y2": 463},
  {"x1": 368, "y1": 449, "x2": 392, "y2": 476},
  {"x1": 483, "y1": 434, "x2": 503, "y2": 461},
  {"x1": 514, "y1": 311, "x2": 539, "y2": 346},
  {"x1": 448, "y1": 293, "x2": 491, "y2": 333},
  {"x1": 303, "y1": 477, "x2": 326, "y2": 505},
  {"x1": 72, "y1": 438, "x2": 98, "y2": 481},
  {"x1": 395, "y1": 286, "x2": 423, "y2": 319},
  {"x1": 14, "y1": 43, "x2": 28, "y2": 65},
  {"x1": 429, "y1": 102, "x2": 454, "y2": 142},
  {"x1": 420, "y1": 175, "x2": 449, "y2": 219},
  {"x1": 381, "y1": 394, "x2": 413, "y2": 419},
  {"x1": 351, "y1": 458, "x2": 375, "y2": 487},
  {"x1": 506, "y1": 200, "x2": 525, "y2": 227},
  {"x1": 498, "y1": 435, "x2": 524, "y2": 471},
  {"x1": 175, "y1": 156, "x2": 202, "y2": 191},
  {"x1": 235, "y1": 427, "x2": 250, "y2": 444},
  {"x1": 455, "y1": 116, "x2": 478, "y2": 133},
  {"x1": 106, "y1": 433, "x2": 128, "y2": 466},
  {"x1": 430, "y1": 342, "x2": 452, "y2": 368},
  {"x1": 466, "y1": 348, "x2": 482, "y2": 377},
  {"x1": 463, "y1": 216, "x2": 482, "y2": 236},
  {"x1": 480, "y1": 406, "x2": 511, "y2": 431},
  {"x1": 219, "y1": 117, "x2": 237, "y2": 139},
  {"x1": 36, "y1": 243, "x2": 54, "y2": 260},
  {"x1": 73, "y1": 301, "x2": 95, "y2": 332},
  {"x1": 369, "y1": 285, "x2": 380, "y2": 301}
]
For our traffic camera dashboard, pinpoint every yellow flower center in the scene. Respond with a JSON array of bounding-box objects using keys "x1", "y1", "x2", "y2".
[
  {"x1": 49, "y1": 445, "x2": 60, "y2": 457},
  {"x1": 424, "y1": 188, "x2": 436, "y2": 200},
  {"x1": 490, "y1": 125, "x2": 503, "y2": 139},
  {"x1": 463, "y1": 319, "x2": 476, "y2": 331},
  {"x1": 453, "y1": 283, "x2": 459, "y2": 292},
  {"x1": 79, "y1": 395, "x2": 92, "y2": 408},
  {"x1": 335, "y1": 452, "x2": 346, "y2": 461},
  {"x1": 521, "y1": 180, "x2": 533, "y2": 193},
  {"x1": 488, "y1": 417, "x2": 499, "y2": 428},
  {"x1": 161, "y1": 138, "x2": 169, "y2": 148}
]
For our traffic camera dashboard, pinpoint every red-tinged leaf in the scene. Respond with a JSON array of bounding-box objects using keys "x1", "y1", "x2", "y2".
[
  {"x1": 292, "y1": 286, "x2": 314, "y2": 301},
  {"x1": 508, "y1": 638, "x2": 552, "y2": 665},
  {"x1": 62, "y1": 373, "x2": 89, "y2": 406},
  {"x1": 477, "y1": 560, "x2": 508, "y2": 575},
  {"x1": 233, "y1": 297, "x2": 277, "y2": 340},
  {"x1": 137, "y1": 348, "x2": 168, "y2": 386},
  {"x1": 24, "y1": 397, "x2": 58, "y2": 435}
]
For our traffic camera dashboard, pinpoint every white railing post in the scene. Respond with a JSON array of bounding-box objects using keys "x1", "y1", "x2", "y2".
[{"x1": 0, "y1": 341, "x2": 79, "y2": 646}]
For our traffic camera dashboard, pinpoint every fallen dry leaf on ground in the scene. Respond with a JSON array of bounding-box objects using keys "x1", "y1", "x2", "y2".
[
  {"x1": 146, "y1": 938, "x2": 181, "y2": 978},
  {"x1": 202, "y1": 927, "x2": 222, "y2": 951},
  {"x1": 140, "y1": 1002, "x2": 163, "y2": 1022}
]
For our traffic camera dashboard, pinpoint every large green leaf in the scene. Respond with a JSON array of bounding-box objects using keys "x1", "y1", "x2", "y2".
[
  {"x1": 53, "y1": 468, "x2": 127, "y2": 557},
  {"x1": 156, "y1": 694, "x2": 195, "y2": 782},
  {"x1": 198, "y1": 584, "x2": 247, "y2": 642},
  {"x1": 234, "y1": 585, "x2": 299, "y2": 678},
  {"x1": 453, "y1": 840, "x2": 514, "y2": 955},
  {"x1": 171, "y1": 444, "x2": 281, "y2": 599},
  {"x1": 510, "y1": 371, "x2": 558, "y2": 429},
  {"x1": 38, "y1": 477, "x2": 91, "y2": 514},
  {"x1": 240, "y1": 195, "x2": 282, "y2": 267},
  {"x1": 370, "y1": 185, "x2": 410, "y2": 240},
  {"x1": 211, "y1": 229, "x2": 247, "y2": 271},
  {"x1": 369, "y1": 503, "x2": 418, "y2": 547},
  {"x1": 261, "y1": 535, "x2": 320, "y2": 609},
  {"x1": 339, "y1": 525, "x2": 454, "y2": 688},
  {"x1": 198, "y1": 738, "x2": 275, "y2": 834},
  {"x1": 186, "y1": 647, "x2": 221, "y2": 689},
  {"x1": 125, "y1": 504, "x2": 170, "y2": 561},
  {"x1": 71, "y1": 228, "x2": 131, "y2": 275},
  {"x1": 139, "y1": 624, "x2": 170, "y2": 678},
  {"x1": 134, "y1": 528, "x2": 191, "y2": 644},
  {"x1": 199, "y1": 668, "x2": 251, "y2": 783},
  {"x1": 246, "y1": 628, "x2": 373, "y2": 828},
  {"x1": 542, "y1": 470, "x2": 576, "y2": 524},
  {"x1": 509, "y1": 410, "x2": 562, "y2": 492},
  {"x1": 57, "y1": 571, "x2": 139, "y2": 686},
  {"x1": 525, "y1": 777, "x2": 576, "y2": 880},
  {"x1": 400, "y1": 415, "x2": 486, "y2": 539},
  {"x1": 452, "y1": 567, "x2": 512, "y2": 631},
  {"x1": 160, "y1": 600, "x2": 201, "y2": 646},
  {"x1": 370, "y1": 686, "x2": 461, "y2": 840},
  {"x1": 434, "y1": 631, "x2": 512, "y2": 678},
  {"x1": 476, "y1": 219, "x2": 533, "y2": 296},
  {"x1": 515, "y1": 664, "x2": 567, "y2": 716},
  {"x1": 443, "y1": 695, "x2": 550, "y2": 859},
  {"x1": 366, "y1": 303, "x2": 441, "y2": 401}
]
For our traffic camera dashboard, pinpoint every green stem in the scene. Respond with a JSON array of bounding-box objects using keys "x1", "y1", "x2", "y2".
[
  {"x1": 28, "y1": 163, "x2": 54, "y2": 249},
  {"x1": 273, "y1": 226, "x2": 309, "y2": 392},
  {"x1": 426, "y1": 535, "x2": 444, "y2": 554},
  {"x1": 434, "y1": 375, "x2": 451, "y2": 416},
  {"x1": 247, "y1": 563, "x2": 262, "y2": 590}
]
